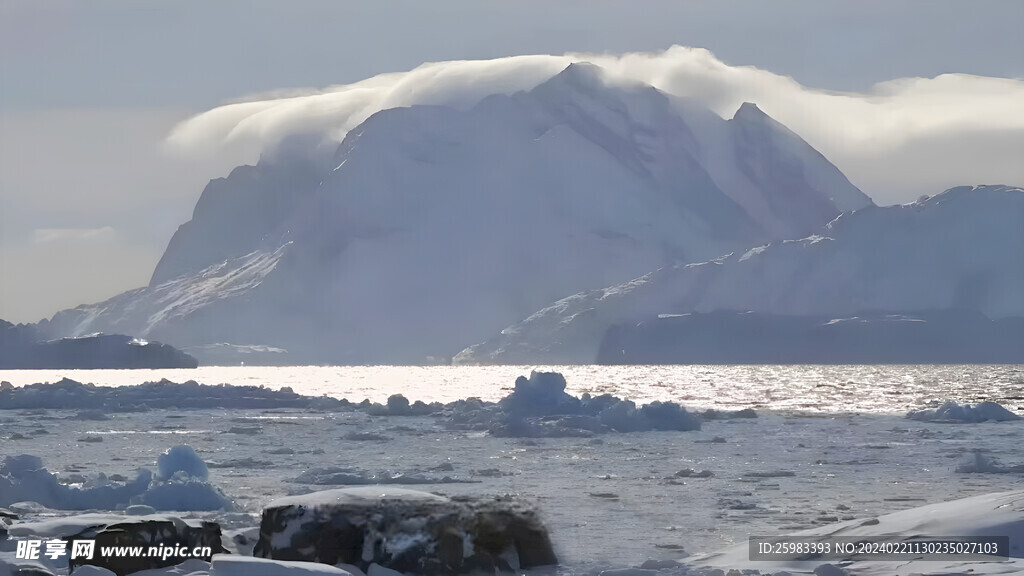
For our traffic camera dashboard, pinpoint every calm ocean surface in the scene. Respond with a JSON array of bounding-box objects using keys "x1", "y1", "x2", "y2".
[{"x1": 2, "y1": 364, "x2": 1023, "y2": 414}]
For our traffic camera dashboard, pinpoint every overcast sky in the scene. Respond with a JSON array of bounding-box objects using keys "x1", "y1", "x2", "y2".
[{"x1": 2, "y1": 0, "x2": 1023, "y2": 324}]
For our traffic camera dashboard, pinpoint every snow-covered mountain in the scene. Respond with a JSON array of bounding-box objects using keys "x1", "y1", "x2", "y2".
[
  {"x1": 456, "y1": 185, "x2": 1024, "y2": 364},
  {"x1": 41, "y1": 63, "x2": 870, "y2": 364}
]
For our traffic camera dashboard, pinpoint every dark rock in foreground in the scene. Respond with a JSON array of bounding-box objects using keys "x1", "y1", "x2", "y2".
[
  {"x1": 254, "y1": 487, "x2": 557, "y2": 574},
  {"x1": 0, "y1": 320, "x2": 198, "y2": 369},
  {"x1": 68, "y1": 516, "x2": 226, "y2": 576}
]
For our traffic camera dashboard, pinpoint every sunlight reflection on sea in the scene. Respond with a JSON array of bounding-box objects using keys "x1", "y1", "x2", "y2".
[{"x1": 2, "y1": 364, "x2": 1023, "y2": 414}]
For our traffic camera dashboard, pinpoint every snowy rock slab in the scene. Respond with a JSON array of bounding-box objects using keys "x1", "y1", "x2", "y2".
[
  {"x1": 907, "y1": 401, "x2": 1020, "y2": 423},
  {"x1": 253, "y1": 487, "x2": 557, "y2": 575}
]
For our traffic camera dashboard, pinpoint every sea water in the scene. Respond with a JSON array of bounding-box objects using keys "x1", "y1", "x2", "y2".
[
  {"x1": 4, "y1": 364, "x2": 1024, "y2": 570},
  {"x1": 2, "y1": 364, "x2": 1022, "y2": 413}
]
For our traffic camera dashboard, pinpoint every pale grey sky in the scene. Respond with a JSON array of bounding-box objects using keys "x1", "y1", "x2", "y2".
[{"x1": 2, "y1": 0, "x2": 1023, "y2": 323}]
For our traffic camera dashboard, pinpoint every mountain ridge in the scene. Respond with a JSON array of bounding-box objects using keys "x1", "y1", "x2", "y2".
[
  {"x1": 455, "y1": 184, "x2": 1024, "y2": 364},
  {"x1": 33, "y1": 63, "x2": 909, "y2": 364}
]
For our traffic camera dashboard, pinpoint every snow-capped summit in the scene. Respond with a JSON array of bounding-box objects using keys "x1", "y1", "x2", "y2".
[
  {"x1": 43, "y1": 63, "x2": 872, "y2": 364},
  {"x1": 727, "y1": 101, "x2": 871, "y2": 232}
]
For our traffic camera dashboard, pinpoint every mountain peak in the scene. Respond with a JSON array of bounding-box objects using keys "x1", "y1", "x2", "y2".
[
  {"x1": 547, "y1": 62, "x2": 609, "y2": 88},
  {"x1": 732, "y1": 102, "x2": 770, "y2": 122},
  {"x1": 529, "y1": 62, "x2": 617, "y2": 105},
  {"x1": 532, "y1": 62, "x2": 650, "y2": 103},
  {"x1": 728, "y1": 100, "x2": 873, "y2": 214}
]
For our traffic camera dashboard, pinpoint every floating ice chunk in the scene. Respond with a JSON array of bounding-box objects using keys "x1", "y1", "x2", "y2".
[
  {"x1": 1, "y1": 455, "x2": 43, "y2": 476},
  {"x1": 139, "y1": 479, "x2": 233, "y2": 512},
  {"x1": 813, "y1": 564, "x2": 849, "y2": 576},
  {"x1": 157, "y1": 445, "x2": 209, "y2": 481},
  {"x1": 335, "y1": 564, "x2": 367, "y2": 576},
  {"x1": 1, "y1": 450, "x2": 231, "y2": 511},
  {"x1": 206, "y1": 457, "x2": 274, "y2": 469},
  {"x1": 907, "y1": 401, "x2": 1020, "y2": 423},
  {"x1": 674, "y1": 469, "x2": 714, "y2": 478},
  {"x1": 366, "y1": 563, "x2": 403, "y2": 576},
  {"x1": 597, "y1": 569, "x2": 659, "y2": 576},
  {"x1": 955, "y1": 450, "x2": 1024, "y2": 473},
  {"x1": 596, "y1": 400, "x2": 700, "y2": 433},
  {"x1": 291, "y1": 467, "x2": 475, "y2": 486},
  {"x1": 639, "y1": 559, "x2": 681, "y2": 570},
  {"x1": 211, "y1": 555, "x2": 352, "y2": 575},
  {"x1": 501, "y1": 371, "x2": 581, "y2": 417},
  {"x1": 73, "y1": 409, "x2": 109, "y2": 421},
  {"x1": 0, "y1": 457, "x2": 152, "y2": 509}
]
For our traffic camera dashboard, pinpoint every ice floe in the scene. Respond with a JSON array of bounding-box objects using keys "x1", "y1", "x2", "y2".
[
  {"x1": 0, "y1": 447, "x2": 232, "y2": 512},
  {"x1": 906, "y1": 401, "x2": 1020, "y2": 423}
]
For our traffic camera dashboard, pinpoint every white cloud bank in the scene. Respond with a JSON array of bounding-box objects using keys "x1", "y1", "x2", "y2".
[{"x1": 167, "y1": 46, "x2": 1024, "y2": 205}]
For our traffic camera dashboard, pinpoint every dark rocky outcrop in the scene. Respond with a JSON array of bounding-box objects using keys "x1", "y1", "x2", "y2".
[
  {"x1": 67, "y1": 517, "x2": 226, "y2": 576},
  {"x1": 253, "y1": 487, "x2": 557, "y2": 574},
  {"x1": 0, "y1": 320, "x2": 197, "y2": 369}
]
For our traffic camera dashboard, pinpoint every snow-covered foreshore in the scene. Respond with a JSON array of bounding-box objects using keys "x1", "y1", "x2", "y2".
[
  {"x1": 2, "y1": 373, "x2": 1023, "y2": 576},
  {"x1": 690, "y1": 490, "x2": 1024, "y2": 575}
]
